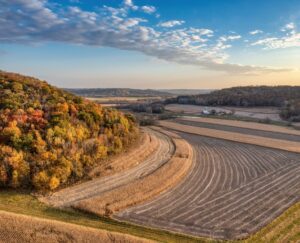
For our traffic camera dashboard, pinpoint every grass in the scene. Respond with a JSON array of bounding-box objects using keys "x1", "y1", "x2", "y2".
[
  {"x1": 0, "y1": 190, "x2": 299, "y2": 242},
  {"x1": 0, "y1": 210, "x2": 147, "y2": 243},
  {"x1": 243, "y1": 202, "x2": 300, "y2": 242},
  {"x1": 0, "y1": 190, "x2": 213, "y2": 243}
]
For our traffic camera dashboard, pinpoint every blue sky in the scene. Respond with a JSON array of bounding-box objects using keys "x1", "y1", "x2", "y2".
[{"x1": 1, "y1": 0, "x2": 300, "y2": 88}]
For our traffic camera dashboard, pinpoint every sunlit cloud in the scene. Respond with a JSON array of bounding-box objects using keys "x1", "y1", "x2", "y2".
[
  {"x1": 249, "y1": 29, "x2": 263, "y2": 35},
  {"x1": 0, "y1": 0, "x2": 290, "y2": 74},
  {"x1": 158, "y1": 20, "x2": 185, "y2": 28},
  {"x1": 251, "y1": 22, "x2": 300, "y2": 49}
]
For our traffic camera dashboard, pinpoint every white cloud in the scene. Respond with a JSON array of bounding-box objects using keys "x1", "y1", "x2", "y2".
[
  {"x1": 123, "y1": 0, "x2": 138, "y2": 10},
  {"x1": 281, "y1": 22, "x2": 295, "y2": 31},
  {"x1": 141, "y1": 5, "x2": 156, "y2": 14},
  {"x1": 0, "y1": 0, "x2": 287, "y2": 74},
  {"x1": 252, "y1": 23, "x2": 300, "y2": 49},
  {"x1": 158, "y1": 20, "x2": 185, "y2": 28},
  {"x1": 249, "y1": 29, "x2": 263, "y2": 35},
  {"x1": 124, "y1": 0, "x2": 133, "y2": 7},
  {"x1": 219, "y1": 35, "x2": 241, "y2": 42}
]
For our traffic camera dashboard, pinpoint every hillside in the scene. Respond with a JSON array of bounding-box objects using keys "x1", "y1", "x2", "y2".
[
  {"x1": 167, "y1": 86, "x2": 300, "y2": 121},
  {"x1": 0, "y1": 71, "x2": 138, "y2": 191},
  {"x1": 66, "y1": 88, "x2": 172, "y2": 97}
]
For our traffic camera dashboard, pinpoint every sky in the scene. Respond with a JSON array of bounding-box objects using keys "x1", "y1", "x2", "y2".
[{"x1": 1, "y1": 0, "x2": 300, "y2": 89}]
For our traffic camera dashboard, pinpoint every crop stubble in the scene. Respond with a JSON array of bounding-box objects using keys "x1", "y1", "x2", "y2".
[{"x1": 117, "y1": 123, "x2": 300, "y2": 240}]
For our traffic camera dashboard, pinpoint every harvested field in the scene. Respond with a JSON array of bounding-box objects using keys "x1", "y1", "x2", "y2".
[
  {"x1": 0, "y1": 210, "x2": 151, "y2": 243},
  {"x1": 158, "y1": 120, "x2": 300, "y2": 153},
  {"x1": 74, "y1": 130, "x2": 193, "y2": 216},
  {"x1": 117, "y1": 131, "x2": 300, "y2": 240},
  {"x1": 89, "y1": 128, "x2": 159, "y2": 177},
  {"x1": 179, "y1": 117, "x2": 300, "y2": 136},
  {"x1": 43, "y1": 128, "x2": 175, "y2": 207},
  {"x1": 40, "y1": 127, "x2": 175, "y2": 207},
  {"x1": 176, "y1": 118, "x2": 300, "y2": 142}
]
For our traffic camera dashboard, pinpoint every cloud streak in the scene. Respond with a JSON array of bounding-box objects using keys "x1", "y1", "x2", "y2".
[
  {"x1": 251, "y1": 22, "x2": 300, "y2": 49},
  {"x1": 158, "y1": 20, "x2": 185, "y2": 28},
  {"x1": 0, "y1": 0, "x2": 289, "y2": 74}
]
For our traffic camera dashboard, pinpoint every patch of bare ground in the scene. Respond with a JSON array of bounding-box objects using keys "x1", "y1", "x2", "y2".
[
  {"x1": 159, "y1": 120, "x2": 300, "y2": 153},
  {"x1": 89, "y1": 128, "x2": 159, "y2": 177},
  {"x1": 0, "y1": 210, "x2": 152, "y2": 243},
  {"x1": 42, "y1": 128, "x2": 175, "y2": 207},
  {"x1": 179, "y1": 117, "x2": 300, "y2": 136},
  {"x1": 74, "y1": 130, "x2": 193, "y2": 216}
]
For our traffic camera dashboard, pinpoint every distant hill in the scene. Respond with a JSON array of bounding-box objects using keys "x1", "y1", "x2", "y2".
[
  {"x1": 0, "y1": 71, "x2": 138, "y2": 191},
  {"x1": 159, "y1": 89, "x2": 214, "y2": 95},
  {"x1": 166, "y1": 86, "x2": 300, "y2": 121},
  {"x1": 66, "y1": 88, "x2": 172, "y2": 97}
]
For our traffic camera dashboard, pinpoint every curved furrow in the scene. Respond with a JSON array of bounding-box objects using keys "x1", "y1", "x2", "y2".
[
  {"x1": 116, "y1": 129, "x2": 300, "y2": 240},
  {"x1": 199, "y1": 165, "x2": 300, "y2": 227},
  {"x1": 44, "y1": 128, "x2": 175, "y2": 207}
]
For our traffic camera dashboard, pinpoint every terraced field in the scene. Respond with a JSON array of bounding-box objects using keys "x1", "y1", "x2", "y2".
[
  {"x1": 117, "y1": 132, "x2": 300, "y2": 240},
  {"x1": 44, "y1": 128, "x2": 175, "y2": 207}
]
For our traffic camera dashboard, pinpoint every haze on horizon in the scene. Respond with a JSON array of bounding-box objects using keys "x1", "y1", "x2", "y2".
[{"x1": 0, "y1": 0, "x2": 300, "y2": 89}]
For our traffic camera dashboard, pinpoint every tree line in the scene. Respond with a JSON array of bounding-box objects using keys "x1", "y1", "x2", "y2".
[
  {"x1": 165, "y1": 86, "x2": 300, "y2": 121},
  {"x1": 0, "y1": 71, "x2": 138, "y2": 191}
]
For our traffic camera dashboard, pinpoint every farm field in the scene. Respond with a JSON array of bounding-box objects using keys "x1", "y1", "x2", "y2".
[
  {"x1": 74, "y1": 129, "x2": 193, "y2": 216},
  {"x1": 176, "y1": 118, "x2": 300, "y2": 142},
  {"x1": 43, "y1": 128, "x2": 175, "y2": 207},
  {"x1": 117, "y1": 129, "x2": 300, "y2": 240},
  {"x1": 158, "y1": 120, "x2": 300, "y2": 153},
  {"x1": 0, "y1": 210, "x2": 151, "y2": 243},
  {"x1": 178, "y1": 117, "x2": 300, "y2": 135},
  {"x1": 165, "y1": 104, "x2": 282, "y2": 121}
]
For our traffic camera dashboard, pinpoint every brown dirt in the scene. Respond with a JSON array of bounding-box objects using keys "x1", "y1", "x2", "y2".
[
  {"x1": 0, "y1": 210, "x2": 152, "y2": 243},
  {"x1": 74, "y1": 130, "x2": 193, "y2": 216},
  {"x1": 159, "y1": 120, "x2": 300, "y2": 153}
]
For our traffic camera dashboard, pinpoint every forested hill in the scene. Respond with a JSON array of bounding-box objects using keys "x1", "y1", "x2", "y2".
[
  {"x1": 66, "y1": 88, "x2": 172, "y2": 97},
  {"x1": 0, "y1": 71, "x2": 138, "y2": 191},
  {"x1": 167, "y1": 86, "x2": 300, "y2": 121}
]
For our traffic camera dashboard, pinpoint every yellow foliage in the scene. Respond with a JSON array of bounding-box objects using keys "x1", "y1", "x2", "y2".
[
  {"x1": 49, "y1": 176, "x2": 60, "y2": 190},
  {"x1": 32, "y1": 171, "x2": 49, "y2": 190}
]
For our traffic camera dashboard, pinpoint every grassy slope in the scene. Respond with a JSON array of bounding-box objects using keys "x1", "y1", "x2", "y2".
[
  {"x1": 0, "y1": 190, "x2": 213, "y2": 243},
  {"x1": 0, "y1": 190, "x2": 298, "y2": 242},
  {"x1": 244, "y1": 202, "x2": 300, "y2": 243}
]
